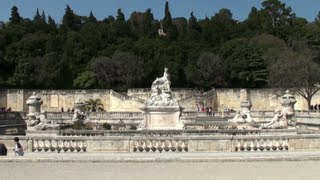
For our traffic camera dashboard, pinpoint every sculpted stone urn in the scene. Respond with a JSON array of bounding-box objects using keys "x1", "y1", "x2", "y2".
[
  {"x1": 240, "y1": 101, "x2": 252, "y2": 115},
  {"x1": 26, "y1": 92, "x2": 43, "y2": 126},
  {"x1": 280, "y1": 90, "x2": 296, "y2": 118},
  {"x1": 139, "y1": 68, "x2": 184, "y2": 130}
]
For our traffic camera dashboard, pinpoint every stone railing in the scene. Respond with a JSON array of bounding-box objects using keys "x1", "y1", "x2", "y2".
[
  {"x1": 31, "y1": 138, "x2": 87, "y2": 153},
  {"x1": 233, "y1": 138, "x2": 289, "y2": 152},
  {"x1": 132, "y1": 139, "x2": 188, "y2": 152}
]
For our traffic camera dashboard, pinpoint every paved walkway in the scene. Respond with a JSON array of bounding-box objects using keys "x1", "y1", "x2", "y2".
[
  {"x1": 2, "y1": 151, "x2": 320, "y2": 162},
  {"x1": 1, "y1": 160, "x2": 320, "y2": 180}
]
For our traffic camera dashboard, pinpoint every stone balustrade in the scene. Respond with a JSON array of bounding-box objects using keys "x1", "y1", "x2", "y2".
[
  {"x1": 132, "y1": 139, "x2": 188, "y2": 152},
  {"x1": 3, "y1": 130, "x2": 320, "y2": 153},
  {"x1": 233, "y1": 138, "x2": 289, "y2": 152},
  {"x1": 32, "y1": 138, "x2": 87, "y2": 153}
]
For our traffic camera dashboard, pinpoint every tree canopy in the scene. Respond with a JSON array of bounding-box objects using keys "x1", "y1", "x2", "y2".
[{"x1": 0, "y1": 0, "x2": 319, "y2": 93}]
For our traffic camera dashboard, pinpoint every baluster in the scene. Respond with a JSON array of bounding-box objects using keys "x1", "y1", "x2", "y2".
[
  {"x1": 70, "y1": 141, "x2": 76, "y2": 152},
  {"x1": 235, "y1": 140, "x2": 240, "y2": 152},
  {"x1": 261, "y1": 140, "x2": 267, "y2": 151},
  {"x1": 33, "y1": 139, "x2": 39, "y2": 152},
  {"x1": 142, "y1": 141, "x2": 147, "y2": 152},
  {"x1": 51, "y1": 140, "x2": 57, "y2": 152},
  {"x1": 44, "y1": 139, "x2": 51, "y2": 152},
  {"x1": 275, "y1": 141, "x2": 280, "y2": 151},
  {"x1": 170, "y1": 140, "x2": 176, "y2": 152},
  {"x1": 244, "y1": 141, "x2": 248, "y2": 151},
  {"x1": 283, "y1": 140, "x2": 289, "y2": 150},
  {"x1": 138, "y1": 140, "x2": 143, "y2": 152},
  {"x1": 133, "y1": 140, "x2": 137, "y2": 152},
  {"x1": 181, "y1": 141, "x2": 186, "y2": 152},
  {"x1": 250, "y1": 141, "x2": 255, "y2": 152},
  {"x1": 57, "y1": 140, "x2": 63, "y2": 153},
  {"x1": 39, "y1": 139, "x2": 45, "y2": 152},
  {"x1": 154, "y1": 141, "x2": 159, "y2": 152},
  {"x1": 271, "y1": 139, "x2": 277, "y2": 151}
]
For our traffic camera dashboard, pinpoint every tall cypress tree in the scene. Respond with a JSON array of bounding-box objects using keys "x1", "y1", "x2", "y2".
[
  {"x1": 116, "y1": 8, "x2": 125, "y2": 22},
  {"x1": 33, "y1": 8, "x2": 41, "y2": 21},
  {"x1": 88, "y1": 11, "x2": 97, "y2": 23},
  {"x1": 163, "y1": 1, "x2": 172, "y2": 31}
]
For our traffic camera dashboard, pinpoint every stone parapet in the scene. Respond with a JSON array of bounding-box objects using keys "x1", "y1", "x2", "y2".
[{"x1": 3, "y1": 130, "x2": 320, "y2": 153}]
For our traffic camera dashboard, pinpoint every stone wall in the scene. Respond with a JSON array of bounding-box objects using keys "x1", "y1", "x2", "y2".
[{"x1": 0, "y1": 88, "x2": 318, "y2": 112}]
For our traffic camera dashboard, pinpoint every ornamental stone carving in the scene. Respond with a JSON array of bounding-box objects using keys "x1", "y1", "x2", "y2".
[
  {"x1": 34, "y1": 110, "x2": 61, "y2": 130},
  {"x1": 26, "y1": 92, "x2": 43, "y2": 126},
  {"x1": 260, "y1": 90, "x2": 296, "y2": 129},
  {"x1": 139, "y1": 68, "x2": 184, "y2": 130},
  {"x1": 72, "y1": 100, "x2": 89, "y2": 124},
  {"x1": 145, "y1": 68, "x2": 178, "y2": 107},
  {"x1": 228, "y1": 101, "x2": 255, "y2": 129}
]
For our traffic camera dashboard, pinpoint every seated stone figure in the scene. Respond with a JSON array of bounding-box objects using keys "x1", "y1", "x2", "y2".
[
  {"x1": 146, "y1": 68, "x2": 178, "y2": 107},
  {"x1": 260, "y1": 108, "x2": 294, "y2": 129},
  {"x1": 34, "y1": 110, "x2": 61, "y2": 130},
  {"x1": 72, "y1": 108, "x2": 89, "y2": 124},
  {"x1": 229, "y1": 111, "x2": 254, "y2": 124}
]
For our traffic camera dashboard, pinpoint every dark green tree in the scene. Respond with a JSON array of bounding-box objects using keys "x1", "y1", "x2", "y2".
[{"x1": 9, "y1": 6, "x2": 21, "y2": 24}]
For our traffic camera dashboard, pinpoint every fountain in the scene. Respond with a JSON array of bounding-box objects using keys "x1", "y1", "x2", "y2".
[
  {"x1": 139, "y1": 68, "x2": 184, "y2": 130},
  {"x1": 7, "y1": 74, "x2": 320, "y2": 154}
]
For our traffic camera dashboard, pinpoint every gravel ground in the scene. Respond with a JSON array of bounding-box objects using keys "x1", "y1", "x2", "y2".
[{"x1": 1, "y1": 161, "x2": 320, "y2": 180}]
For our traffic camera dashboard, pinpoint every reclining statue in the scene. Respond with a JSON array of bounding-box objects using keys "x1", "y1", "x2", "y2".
[
  {"x1": 34, "y1": 110, "x2": 61, "y2": 130},
  {"x1": 260, "y1": 108, "x2": 294, "y2": 129}
]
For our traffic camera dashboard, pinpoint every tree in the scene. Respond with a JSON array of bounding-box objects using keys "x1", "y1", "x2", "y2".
[
  {"x1": 163, "y1": 1, "x2": 172, "y2": 31},
  {"x1": 161, "y1": 1, "x2": 178, "y2": 40},
  {"x1": 61, "y1": 5, "x2": 81, "y2": 31},
  {"x1": 9, "y1": 6, "x2": 21, "y2": 24},
  {"x1": 186, "y1": 12, "x2": 201, "y2": 41},
  {"x1": 90, "y1": 51, "x2": 145, "y2": 90},
  {"x1": 220, "y1": 38, "x2": 268, "y2": 87},
  {"x1": 73, "y1": 71, "x2": 96, "y2": 88},
  {"x1": 47, "y1": 16, "x2": 57, "y2": 32},
  {"x1": 84, "y1": 99, "x2": 104, "y2": 112},
  {"x1": 88, "y1": 11, "x2": 97, "y2": 23},
  {"x1": 210, "y1": 8, "x2": 237, "y2": 45},
  {"x1": 268, "y1": 45, "x2": 320, "y2": 109},
  {"x1": 185, "y1": 52, "x2": 225, "y2": 88}
]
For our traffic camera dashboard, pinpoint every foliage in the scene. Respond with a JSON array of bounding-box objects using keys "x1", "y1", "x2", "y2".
[
  {"x1": 0, "y1": 0, "x2": 320, "y2": 98},
  {"x1": 84, "y1": 99, "x2": 104, "y2": 112},
  {"x1": 102, "y1": 123, "x2": 111, "y2": 130}
]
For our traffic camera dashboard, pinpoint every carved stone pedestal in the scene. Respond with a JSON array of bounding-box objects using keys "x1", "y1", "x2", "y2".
[{"x1": 140, "y1": 106, "x2": 183, "y2": 130}]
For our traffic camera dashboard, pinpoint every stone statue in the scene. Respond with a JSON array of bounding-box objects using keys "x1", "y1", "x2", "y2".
[
  {"x1": 229, "y1": 101, "x2": 255, "y2": 123},
  {"x1": 139, "y1": 68, "x2": 184, "y2": 130},
  {"x1": 72, "y1": 100, "x2": 89, "y2": 124},
  {"x1": 146, "y1": 68, "x2": 178, "y2": 106},
  {"x1": 34, "y1": 110, "x2": 60, "y2": 130},
  {"x1": 260, "y1": 90, "x2": 296, "y2": 129}
]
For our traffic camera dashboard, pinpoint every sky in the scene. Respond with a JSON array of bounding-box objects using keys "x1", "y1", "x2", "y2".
[{"x1": 0, "y1": 0, "x2": 319, "y2": 23}]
